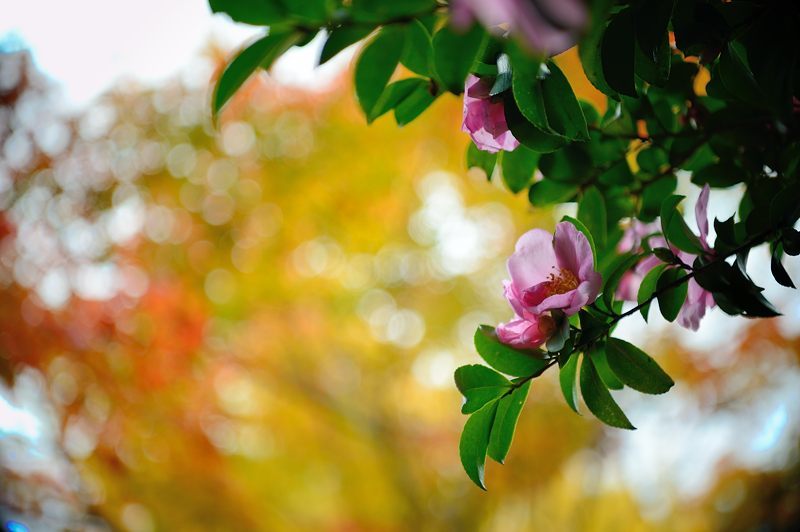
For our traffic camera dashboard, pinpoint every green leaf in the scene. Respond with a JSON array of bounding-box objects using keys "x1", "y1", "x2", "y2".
[
  {"x1": 466, "y1": 144, "x2": 497, "y2": 179},
  {"x1": 656, "y1": 267, "x2": 688, "y2": 322},
  {"x1": 459, "y1": 401, "x2": 499, "y2": 490},
  {"x1": 591, "y1": 347, "x2": 624, "y2": 390},
  {"x1": 559, "y1": 353, "x2": 580, "y2": 414},
  {"x1": 394, "y1": 81, "x2": 437, "y2": 125},
  {"x1": 369, "y1": 78, "x2": 424, "y2": 122},
  {"x1": 606, "y1": 338, "x2": 674, "y2": 394},
  {"x1": 454, "y1": 364, "x2": 511, "y2": 415},
  {"x1": 771, "y1": 245, "x2": 795, "y2": 289},
  {"x1": 540, "y1": 61, "x2": 589, "y2": 141},
  {"x1": 602, "y1": 252, "x2": 640, "y2": 310},
  {"x1": 474, "y1": 325, "x2": 549, "y2": 377},
  {"x1": 660, "y1": 195, "x2": 705, "y2": 255},
  {"x1": 508, "y1": 47, "x2": 548, "y2": 131},
  {"x1": 637, "y1": 263, "x2": 669, "y2": 320},
  {"x1": 504, "y1": 96, "x2": 568, "y2": 153},
  {"x1": 282, "y1": 0, "x2": 329, "y2": 22},
  {"x1": 691, "y1": 161, "x2": 748, "y2": 189},
  {"x1": 501, "y1": 146, "x2": 540, "y2": 193},
  {"x1": 401, "y1": 20, "x2": 433, "y2": 77},
  {"x1": 209, "y1": 0, "x2": 285, "y2": 25},
  {"x1": 578, "y1": 186, "x2": 608, "y2": 250},
  {"x1": 319, "y1": 25, "x2": 374, "y2": 65},
  {"x1": 432, "y1": 24, "x2": 487, "y2": 94},
  {"x1": 355, "y1": 26, "x2": 406, "y2": 121},
  {"x1": 580, "y1": 354, "x2": 635, "y2": 429},
  {"x1": 487, "y1": 381, "x2": 531, "y2": 464},
  {"x1": 601, "y1": 8, "x2": 636, "y2": 97},
  {"x1": 578, "y1": 0, "x2": 617, "y2": 97},
  {"x1": 528, "y1": 180, "x2": 578, "y2": 206},
  {"x1": 561, "y1": 215, "x2": 597, "y2": 270},
  {"x1": 350, "y1": 0, "x2": 438, "y2": 23},
  {"x1": 212, "y1": 31, "x2": 301, "y2": 119}
]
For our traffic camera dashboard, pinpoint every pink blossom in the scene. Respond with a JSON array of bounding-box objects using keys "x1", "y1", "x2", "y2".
[
  {"x1": 451, "y1": 0, "x2": 588, "y2": 56},
  {"x1": 496, "y1": 309, "x2": 556, "y2": 350},
  {"x1": 616, "y1": 220, "x2": 663, "y2": 301},
  {"x1": 675, "y1": 185, "x2": 715, "y2": 330},
  {"x1": 616, "y1": 186, "x2": 716, "y2": 331},
  {"x1": 504, "y1": 221, "x2": 602, "y2": 318},
  {"x1": 462, "y1": 75, "x2": 519, "y2": 153}
]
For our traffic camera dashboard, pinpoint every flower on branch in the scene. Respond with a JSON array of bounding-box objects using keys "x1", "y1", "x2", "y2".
[
  {"x1": 617, "y1": 185, "x2": 716, "y2": 331},
  {"x1": 451, "y1": 0, "x2": 588, "y2": 56},
  {"x1": 462, "y1": 75, "x2": 519, "y2": 153},
  {"x1": 497, "y1": 221, "x2": 602, "y2": 349}
]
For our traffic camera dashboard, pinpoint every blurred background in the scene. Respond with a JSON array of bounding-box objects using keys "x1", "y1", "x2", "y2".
[{"x1": 2, "y1": 2, "x2": 800, "y2": 530}]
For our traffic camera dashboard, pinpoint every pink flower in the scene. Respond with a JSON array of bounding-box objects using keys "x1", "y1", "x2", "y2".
[
  {"x1": 616, "y1": 185, "x2": 716, "y2": 331},
  {"x1": 496, "y1": 310, "x2": 556, "y2": 350},
  {"x1": 675, "y1": 185, "x2": 715, "y2": 330},
  {"x1": 462, "y1": 75, "x2": 519, "y2": 153},
  {"x1": 616, "y1": 220, "x2": 663, "y2": 301},
  {"x1": 504, "y1": 221, "x2": 602, "y2": 318},
  {"x1": 451, "y1": 0, "x2": 588, "y2": 56}
]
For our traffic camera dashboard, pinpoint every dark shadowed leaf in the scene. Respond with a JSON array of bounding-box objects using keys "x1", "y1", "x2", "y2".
[{"x1": 656, "y1": 267, "x2": 688, "y2": 322}]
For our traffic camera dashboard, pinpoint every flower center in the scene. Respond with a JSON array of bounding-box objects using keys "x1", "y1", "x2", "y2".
[{"x1": 546, "y1": 268, "x2": 579, "y2": 296}]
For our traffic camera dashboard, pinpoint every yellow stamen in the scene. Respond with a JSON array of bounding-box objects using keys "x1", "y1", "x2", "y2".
[{"x1": 546, "y1": 268, "x2": 579, "y2": 296}]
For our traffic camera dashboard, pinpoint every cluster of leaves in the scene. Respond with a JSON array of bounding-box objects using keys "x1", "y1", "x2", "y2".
[{"x1": 210, "y1": 0, "x2": 800, "y2": 489}]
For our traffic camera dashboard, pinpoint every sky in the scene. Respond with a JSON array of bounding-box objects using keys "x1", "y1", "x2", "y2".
[{"x1": 0, "y1": 0, "x2": 349, "y2": 109}]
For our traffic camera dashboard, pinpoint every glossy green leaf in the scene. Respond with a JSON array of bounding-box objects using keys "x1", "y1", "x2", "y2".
[
  {"x1": 454, "y1": 364, "x2": 511, "y2": 415},
  {"x1": 394, "y1": 81, "x2": 437, "y2": 125},
  {"x1": 602, "y1": 252, "x2": 640, "y2": 310},
  {"x1": 209, "y1": 0, "x2": 285, "y2": 25},
  {"x1": 578, "y1": 0, "x2": 617, "y2": 97},
  {"x1": 400, "y1": 20, "x2": 433, "y2": 77},
  {"x1": 354, "y1": 26, "x2": 406, "y2": 121},
  {"x1": 540, "y1": 61, "x2": 589, "y2": 141},
  {"x1": 213, "y1": 31, "x2": 301, "y2": 119},
  {"x1": 504, "y1": 96, "x2": 568, "y2": 153},
  {"x1": 474, "y1": 326, "x2": 549, "y2": 378},
  {"x1": 528, "y1": 180, "x2": 577, "y2": 206},
  {"x1": 487, "y1": 381, "x2": 531, "y2": 464},
  {"x1": 432, "y1": 24, "x2": 487, "y2": 94},
  {"x1": 637, "y1": 263, "x2": 668, "y2": 321},
  {"x1": 660, "y1": 195, "x2": 705, "y2": 254},
  {"x1": 459, "y1": 401, "x2": 499, "y2": 490},
  {"x1": 501, "y1": 146, "x2": 540, "y2": 193},
  {"x1": 466, "y1": 144, "x2": 497, "y2": 179},
  {"x1": 591, "y1": 347, "x2": 624, "y2": 390},
  {"x1": 656, "y1": 266, "x2": 688, "y2": 322},
  {"x1": 606, "y1": 338, "x2": 674, "y2": 394},
  {"x1": 580, "y1": 354, "x2": 635, "y2": 429},
  {"x1": 578, "y1": 186, "x2": 607, "y2": 250},
  {"x1": 319, "y1": 25, "x2": 374, "y2": 65},
  {"x1": 370, "y1": 78, "x2": 424, "y2": 122},
  {"x1": 559, "y1": 353, "x2": 580, "y2": 414}
]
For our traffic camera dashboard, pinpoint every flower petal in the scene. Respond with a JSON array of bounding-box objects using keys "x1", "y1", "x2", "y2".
[
  {"x1": 507, "y1": 228, "x2": 558, "y2": 290},
  {"x1": 695, "y1": 184, "x2": 710, "y2": 250},
  {"x1": 553, "y1": 221, "x2": 595, "y2": 282}
]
